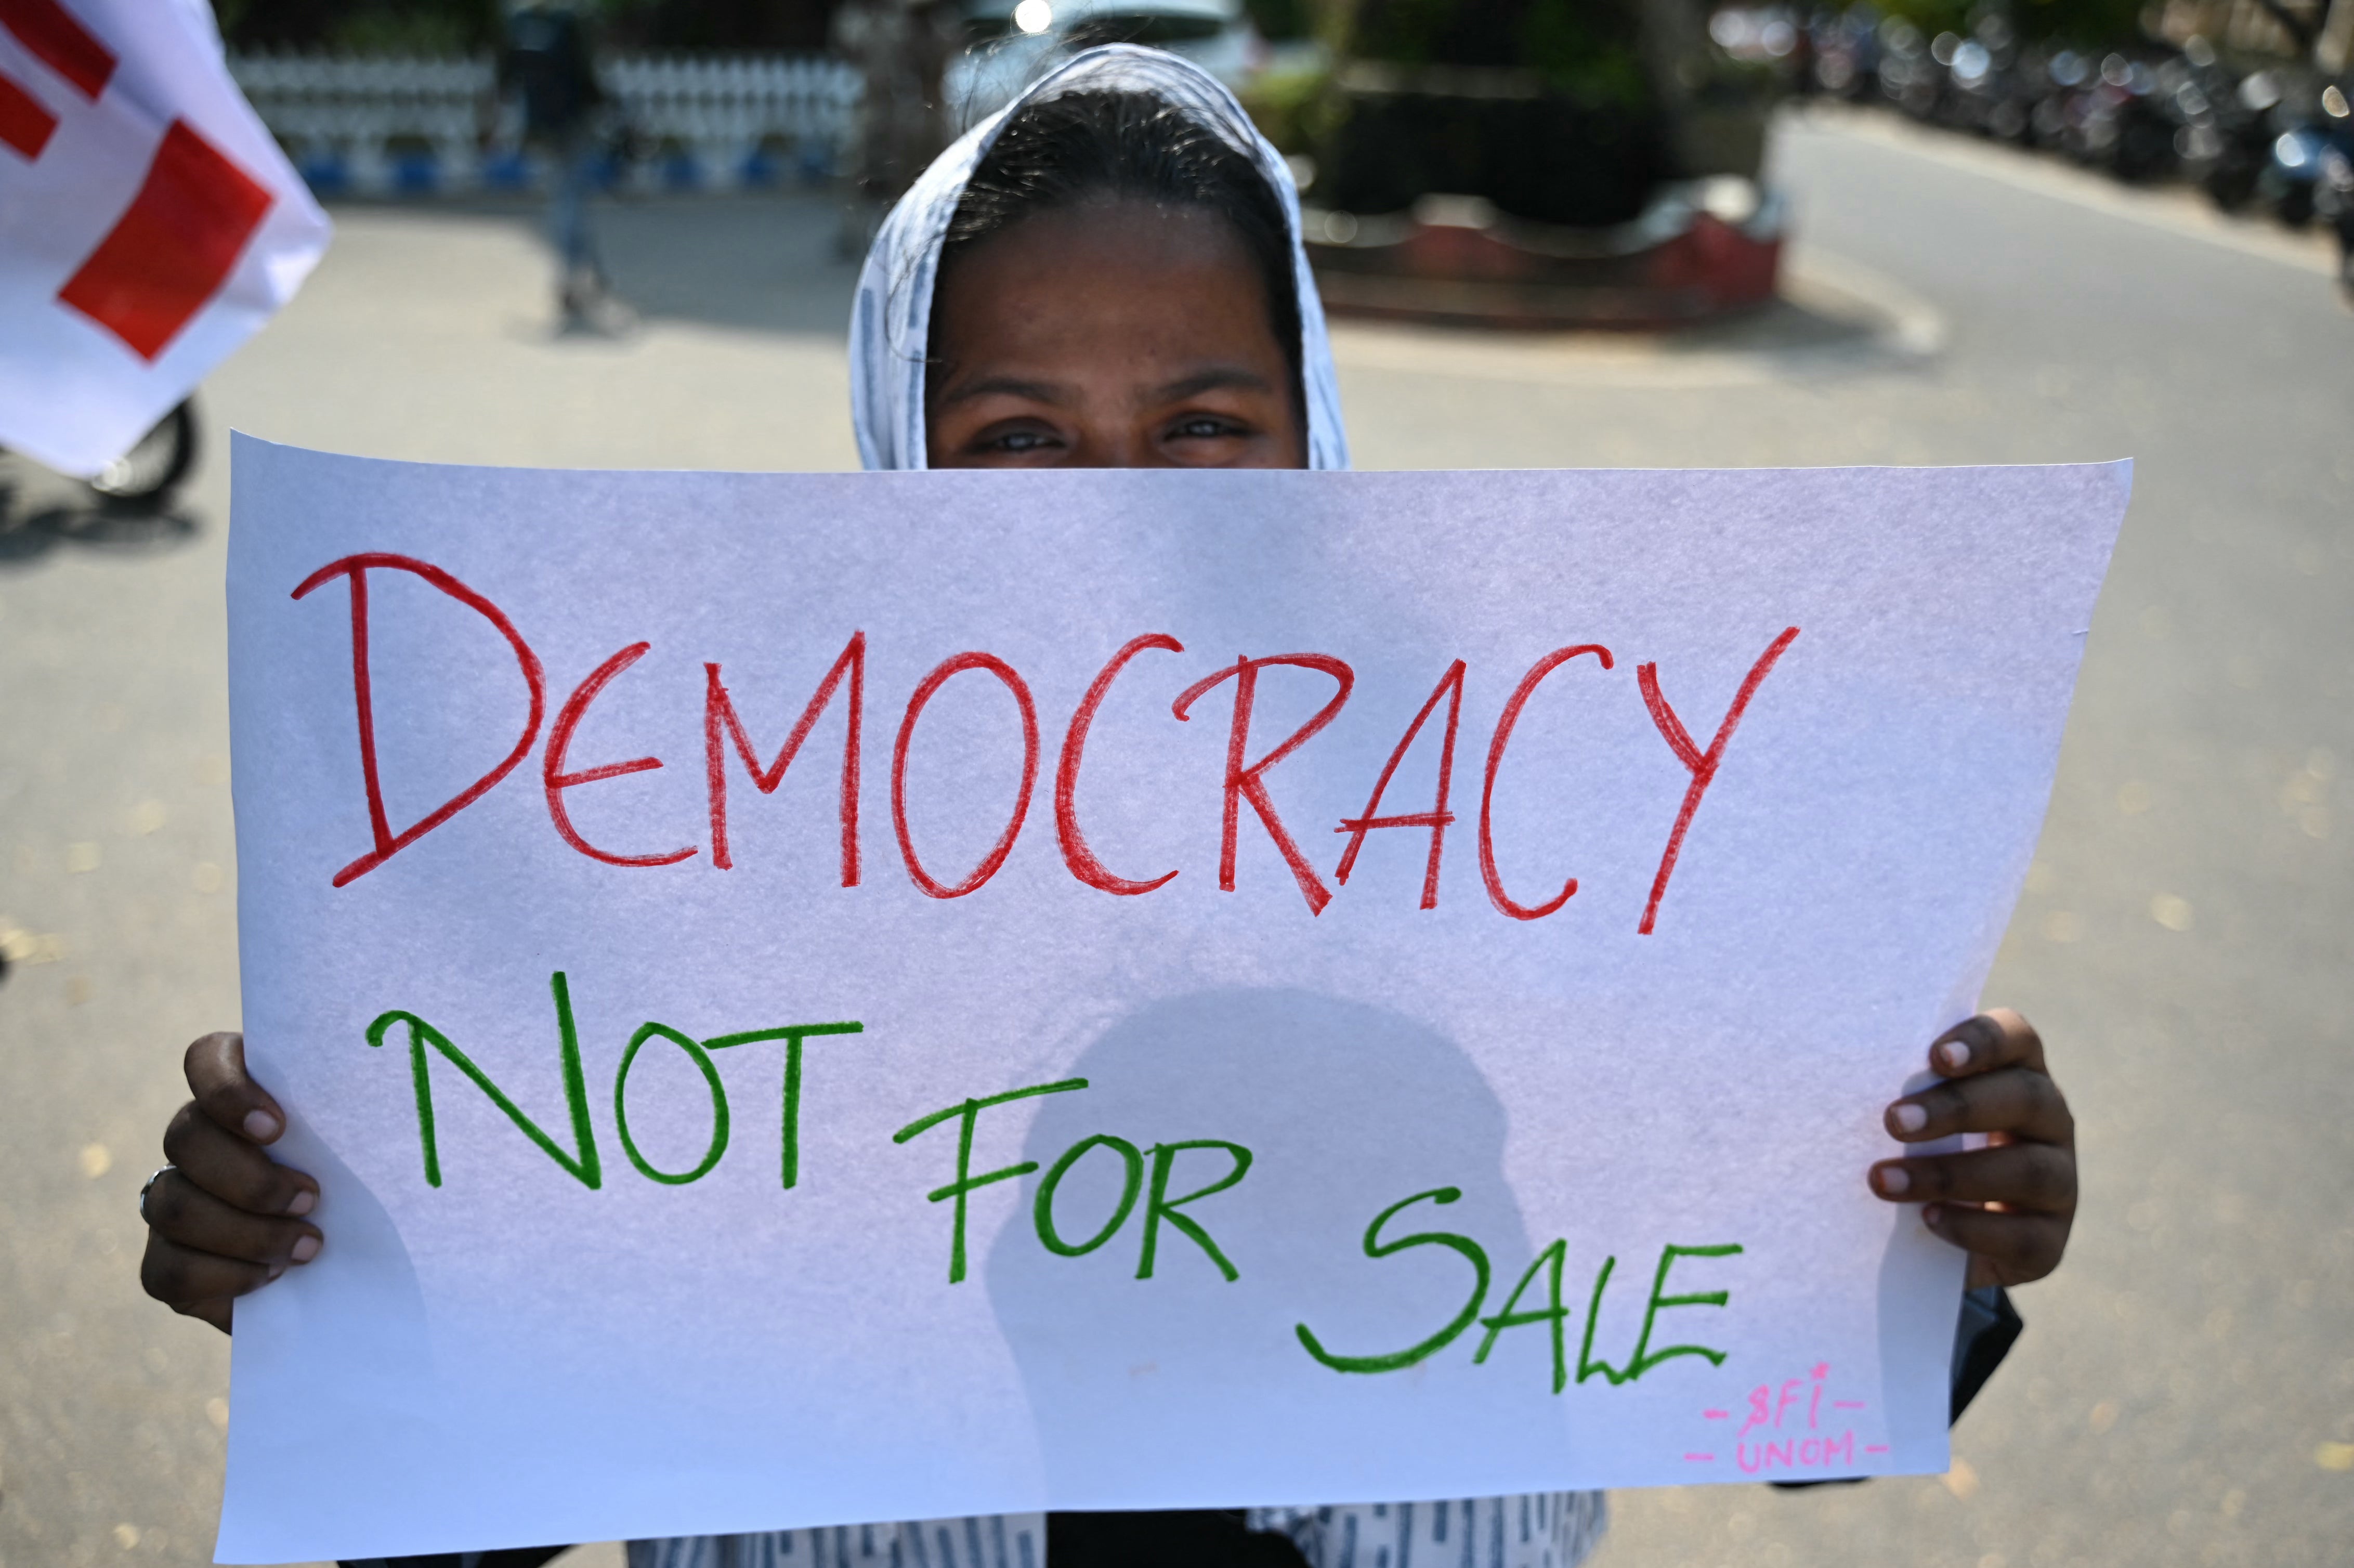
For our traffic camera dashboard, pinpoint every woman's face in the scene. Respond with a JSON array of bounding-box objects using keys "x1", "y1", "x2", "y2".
[{"x1": 925, "y1": 198, "x2": 1306, "y2": 469}]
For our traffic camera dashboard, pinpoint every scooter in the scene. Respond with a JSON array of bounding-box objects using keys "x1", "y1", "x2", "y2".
[
  {"x1": 2311, "y1": 117, "x2": 2354, "y2": 306},
  {"x1": 2187, "y1": 68, "x2": 2284, "y2": 213},
  {"x1": 2264, "y1": 121, "x2": 2335, "y2": 228},
  {"x1": 1, "y1": 399, "x2": 198, "y2": 503}
]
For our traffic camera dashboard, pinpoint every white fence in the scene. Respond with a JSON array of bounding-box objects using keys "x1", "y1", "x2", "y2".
[{"x1": 227, "y1": 51, "x2": 862, "y2": 197}]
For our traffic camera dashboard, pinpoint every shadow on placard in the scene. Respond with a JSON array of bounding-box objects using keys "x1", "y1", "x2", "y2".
[
  {"x1": 984, "y1": 988, "x2": 1539, "y2": 1505},
  {"x1": 1873, "y1": 1066, "x2": 1968, "y2": 1463},
  {"x1": 239, "y1": 1121, "x2": 439, "y2": 1471},
  {"x1": 0, "y1": 462, "x2": 202, "y2": 571}
]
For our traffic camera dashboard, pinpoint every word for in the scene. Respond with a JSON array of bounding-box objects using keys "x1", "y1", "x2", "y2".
[
  {"x1": 892, "y1": 1078, "x2": 1251, "y2": 1287},
  {"x1": 1684, "y1": 1363, "x2": 1886, "y2": 1473},
  {"x1": 293, "y1": 552, "x2": 1801, "y2": 927}
]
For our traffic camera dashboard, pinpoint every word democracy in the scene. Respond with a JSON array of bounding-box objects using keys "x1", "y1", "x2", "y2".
[{"x1": 296, "y1": 552, "x2": 1799, "y2": 927}]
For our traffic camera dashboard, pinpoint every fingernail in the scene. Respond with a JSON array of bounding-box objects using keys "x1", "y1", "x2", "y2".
[
  {"x1": 266, "y1": 1262, "x2": 286, "y2": 1281},
  {"x1": 1892, "y1": 1102, "x2": 1929, "y2": 1133},
  {"x1": 1937, "y1": 1040, "x2": 1971, "y2": 1073},
  {"x1": 1921, "y1": 1203, "x2": 1944, "y2": 1227},
  {"x1": 290, "y1": 1235, "x2": 320, "y2": 1263},
  {"x1": 242, "y1": 1109, "x2": 281, "y2": 1142},
  {"x1": 1877, "y1": 1165, "x2": 1911, "y2": 1195},
  {"x1": 284, "y1": 1188, "x2": 316, "y2": 1217}
]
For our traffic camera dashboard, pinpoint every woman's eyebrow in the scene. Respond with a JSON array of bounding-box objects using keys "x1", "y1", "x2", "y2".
[
  {"x1": 940, "y1": 374, "x2": 1068, "y2": 406},
  {"x1": 1152, "y1": 367, "x2": 1274, "y2": 401}
]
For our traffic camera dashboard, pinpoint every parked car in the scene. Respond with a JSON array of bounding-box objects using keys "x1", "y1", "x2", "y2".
[{"x1": 946, "y1": 0, "x2": 1261, "y2": 129}]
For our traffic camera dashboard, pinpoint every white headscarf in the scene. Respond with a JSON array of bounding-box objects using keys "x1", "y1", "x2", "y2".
[{"x1": 847, "y1": 44, "x2": 1350, "y2": 472}]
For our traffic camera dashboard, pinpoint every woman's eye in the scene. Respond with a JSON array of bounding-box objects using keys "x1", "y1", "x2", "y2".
[
  {"x1": 1169, "y1": 416, "x2": 1245, "y2": 441},
  {"x1": 985, "y1": 428, "x2": 1059, "y2": 453}
]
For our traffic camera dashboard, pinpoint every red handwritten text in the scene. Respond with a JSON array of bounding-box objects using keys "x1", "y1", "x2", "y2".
[{"x1": 292, "y1": 554, "x2": 1798, "y2": 921}]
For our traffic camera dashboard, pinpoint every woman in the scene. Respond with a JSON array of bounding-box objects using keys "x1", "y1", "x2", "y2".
[{"x1": 138, "y1": 46, "x2": 2077, "y2": 1568}]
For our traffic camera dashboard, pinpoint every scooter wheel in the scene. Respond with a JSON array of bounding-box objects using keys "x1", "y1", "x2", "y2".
[{"x1": 90, "y1": 401, "x2": 198, "y2": 501}]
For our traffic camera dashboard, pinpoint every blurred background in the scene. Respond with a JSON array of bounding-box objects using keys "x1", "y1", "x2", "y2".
[{"x1": 1, "y1": 0, "x2": 2349, "y2": 1565}]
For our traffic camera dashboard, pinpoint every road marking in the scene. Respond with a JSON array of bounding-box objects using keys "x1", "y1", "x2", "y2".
[
  {"x1": 1789, "y1": 103, "x2": 2336, "y2": 278},
  {"x1": 1784, "y1": 243, "x2": 1946, "y2": 355}
]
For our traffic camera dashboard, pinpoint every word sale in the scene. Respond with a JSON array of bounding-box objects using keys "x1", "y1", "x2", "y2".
[
  {"x1": 366, "y1": 972, "x2": 1744, "y2": 1390},
  {"x1": 293, "y1": 552, "x2": 1800, "y2": 926}
]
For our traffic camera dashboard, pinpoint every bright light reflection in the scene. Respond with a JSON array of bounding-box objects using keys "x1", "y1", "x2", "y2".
[{"x1": 1013, "y1": 0, "x2": 1053, "y2": 33}]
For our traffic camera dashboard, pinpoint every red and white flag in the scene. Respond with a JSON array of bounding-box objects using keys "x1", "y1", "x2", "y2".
[{"x1": 0, "y1": 0, "x2": 328, "y2": 477}]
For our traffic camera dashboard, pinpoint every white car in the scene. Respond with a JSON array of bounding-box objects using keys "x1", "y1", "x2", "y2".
[{"x1": 945, "y1": 0, "x2": 1263, "y2": 132}]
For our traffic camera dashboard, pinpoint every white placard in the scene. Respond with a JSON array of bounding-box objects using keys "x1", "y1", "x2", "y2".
[{"x1": 219, "y1": 438, "x2": 2126, "y2": 1563}]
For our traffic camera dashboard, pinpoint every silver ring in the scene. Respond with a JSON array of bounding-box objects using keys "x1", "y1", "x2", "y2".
[{"x1": 139, "y1": 1165, "x2": 174, "y2": 1217}]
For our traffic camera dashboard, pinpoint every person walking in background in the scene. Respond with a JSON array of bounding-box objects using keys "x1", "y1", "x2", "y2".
[
  {"x1": 831, "y1": 0, "x2": 963, "y2": 257},
  {"x1": 498, "y1": 0, "x2": 631, "y2": 331}
]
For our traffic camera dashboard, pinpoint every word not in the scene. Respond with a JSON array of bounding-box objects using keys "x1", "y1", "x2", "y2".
[
  {"x1": 365, "y1": 970, "x2": 859, "y2": 1189},
  {"x1": 292, "y1": 552, "x2": 1800, "y2": 927},
  {"x1": 1293, "y1": 1185, "x2": 1744, "y2": 1388}
]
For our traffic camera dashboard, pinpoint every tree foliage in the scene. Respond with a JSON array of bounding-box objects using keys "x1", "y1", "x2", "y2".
[
  {"x1": 1344, "y1": 0, "x2": 1654, "y2": 104},
  {"x1": 217, "y1": 0, "x2": 841, "y2": 53},
  {"x1": 1872, "y1": 0, "x2": 2151, "y2": 49}
]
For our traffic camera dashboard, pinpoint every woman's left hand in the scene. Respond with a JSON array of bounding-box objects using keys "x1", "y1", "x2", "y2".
[{"x1": 1871, "y1": 1008, "x2": 2076, "y2": 1289}]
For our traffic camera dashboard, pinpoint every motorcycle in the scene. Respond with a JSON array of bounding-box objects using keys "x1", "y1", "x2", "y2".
[
  {"x1": 2260, "y1": 99, "x2": 2353, "y2": 230},
  {"x1": 2181, "y1": 66, "x2": 2282, "y2": 213},
  {"x1": 2307, "y1": 85, "x2": 2354, "y2": 304},
  {"x1": 1, "y1": 399, "x2": 198, "y2": 504},
  {"x1": 1806, "y1": 5, "x2": 1883, "y2": 102}
]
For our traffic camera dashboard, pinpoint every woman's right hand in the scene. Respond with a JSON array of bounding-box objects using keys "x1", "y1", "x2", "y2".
[{"x1": 139, "y1": 1032, "x2": 323, "y2": 1333}]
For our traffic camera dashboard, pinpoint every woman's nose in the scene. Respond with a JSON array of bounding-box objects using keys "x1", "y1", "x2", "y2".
[{"x1": 1070, "y1": 423, "x2": 1150, "y2": 468}]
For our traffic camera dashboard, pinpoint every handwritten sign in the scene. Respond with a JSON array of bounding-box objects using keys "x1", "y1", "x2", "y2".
[{"x1": 217, "y1": 439, "x2": 2126, "y2": 1563}]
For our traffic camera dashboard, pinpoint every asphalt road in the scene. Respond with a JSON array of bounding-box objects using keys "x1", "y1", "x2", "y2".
[{"x1": 2, "y1": 107, "x2": 2348, "y2": 1568}]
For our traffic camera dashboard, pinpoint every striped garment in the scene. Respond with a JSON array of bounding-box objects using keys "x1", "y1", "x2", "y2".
[
  {"x1": 1246, "y1": 1494, "x2": 1611, "y2": 1568},
  {"x1": 613, "y1": 1496, "x2": 1607, "y2": 1568},
  {"x1": 624, "y1": 1517, "x2": 1045, "y2": 1568}
]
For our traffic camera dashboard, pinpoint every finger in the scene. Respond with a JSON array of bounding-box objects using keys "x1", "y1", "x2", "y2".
[
  {"x1": 140, "y1": 1232, "x2": 280, "y2": 1316},
  {"x1": 1870, "y1": 1142, "x2": 2076, "y2": 1212},
  {"x1": 1885, "y1": 1065, "x2": 2073, "y2": 1145},
  {"x1": 180, "y1": 1297, "x2": 234, "y2": 1334},
  {"x1": 184, "y1": 1031, "x2": 286, "y2": 1144},
  {"x1": 1929, "y1": 1008, "x2": 2045, "y2": 1080},
  {"x1": 1922, "y1": 1204, "x2": 2072, "y2": 1286},
  {"x1": 161, "y1": 1104, "x2": 318, "y2": 1216},
  {"x1": 140, "y1": 1170, "x2": 321, "y2": 1265}
]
